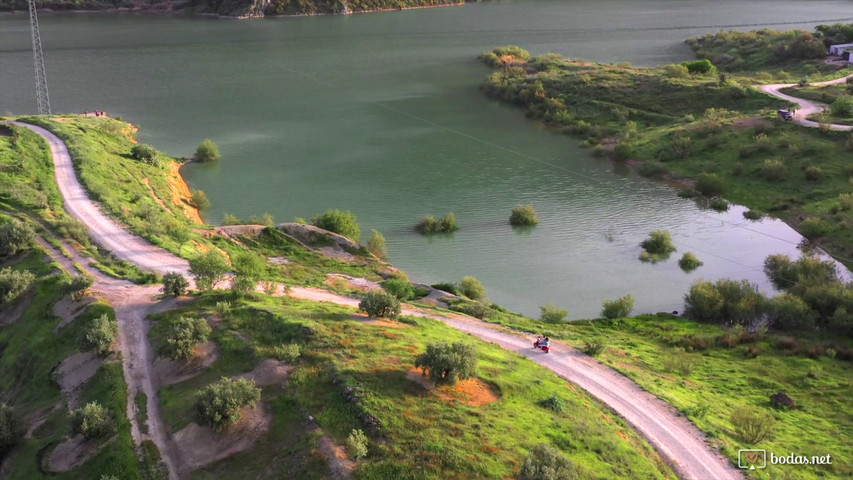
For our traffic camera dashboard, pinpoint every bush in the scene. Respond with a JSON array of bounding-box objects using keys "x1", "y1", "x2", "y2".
[
  {"x1": 194, "y1": 139, "x2": 221, "y2": 162},
  {"x1": 638, "y1": 161, "x2": 667, "y2": 177},
  {"x1": 761, "y1": 159, "x2": 787, "y2": 181},
  {"x1": 190, "y1": 189, "x2": 211, "y2": 210},
  {"x1": 415, "y1": 341, "x2": 478, "y2": 386},
  {"x1": 538, "y1": 394, "x2": 566, "y2": 413},
  {"x1": 582, "y1": 340, "x2": 605, "y2": 357},
  {"x1": 0, "y1": 403, "x2": 18, "y2": 455},
  {"x1": 273, "y1": 343, "x2": 301, "y2": 363},
  {"x1": 359, "y1": 291, "x2": 401, "y2": 319},
  {"x1": 639, "y1": 230, "x2": 676, "y2": 262},
  {"x1": 346, "y1": 429, "x2": 369, "y2": 460},
  {"x1": 768, "y1": 294, "x2": 816, "y2": 331},
  {"x1": 415, "y1": 212, "x2": 459, "y2": 234},
  {"x1": 62, "y1": 273, "x2": 95, "y2": 301},
  {"x1": 695, "y1": 172, "x2": 724, "y2": 196},
  {"x1": 381, "y1": 278, "x2": 415, "y2": 300},
  {"x1": 164, "y1": 316, "x2": 211, "y2": 360},
  {"x1": 510, "y1": 205, "x2": 539, "y2": 226},
  {"x1": 81, "y1": 313, "x2": 118, "y2": 356},
  {"x1": 231, "y1": 251, "x2": 265, "y2": 295},
  {"x1": 839, "y1": 193, "x2": 853, "y2": 211},
  {"x1": 601, "y1": 294, "x2": 634, "y2": 319},
  {"x1": 312, "y1": 209, "x2": 360, "y2": 242},
  {"x1": 540, "y1": 302, "x2": 568, "y2": 323},
  {"x1": 663, "y1": 63, "x2": 689, "y2": 78},
  {"x1": 684, "y1": 279, "x2": 767, "y2": 326},
  {"x1": 189, "y1": 250, "x2": 230, "y2": 292},
  {"x1": 681, "y1": 59, "x2": 716, "y2": 75},
  {"x1": 431, "y1": 282, "x2": 459, "y2": 295},
  {"x1": 0, "y1": 267, "x2": 36, "y2": 305},
  {"x1": 804, "y1": 166, "x2": 823, "y2": 182},
  {"x1": 730, "y1": 405, "x2": 776, "y2": 443},
  {"x1": 0, "y1": 219, "x2": 35, "y2": 257},
  {"x1": 661, "y1": 348, "x2": 699, "y2": 376},
  {"x1": 195, "y1": 377, "x2": 261, "y2": 431},
  {"x1": 709, "y1": 198, "x2": 729, "y2": 211},
  {"x1": 130, "y1": 144, "x2": 158, "y2": 165},
  {"x1": 831, "y1": 95, "x2": 853, "y2": 117},
  {"x1": 520, "y1": 443, "x2": 581, "y2": 480},
  {"x1": 800, "y1": 217, "x2": 832, "y2": 239},
  {"x1": 743, "y1": 210, "x2": 763, "y2": 220},
  {"x1": 366, "y1": 230, "x2": 387, "y2": 260},
  {"x1": 450, "y1": 300, "x2": 492, "y2": 319},
  {"x1": 459, "y1": 276, "x2": 489, "y2": 303},
  {"x1": 162, "y1": 272, "x2": 189, "y2": 296},
  {"x1": 678, "y1": 252, "x2": 704, "y2": 272},
  {"x1": 69, "y1": 401, "x2": 114, "y2": 439}
]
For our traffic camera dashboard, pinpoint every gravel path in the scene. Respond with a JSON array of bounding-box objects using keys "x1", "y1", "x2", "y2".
[
  {"x1": 18, "y1": 121, "x2": 742, "y2": 480},
  {"x1": 758, "y1": 73, "x2": 853, "y2": 131}
]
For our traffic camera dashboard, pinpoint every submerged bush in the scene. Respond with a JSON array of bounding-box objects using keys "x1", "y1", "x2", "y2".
[
  {"x1": 415, "y1": 341, "x2": 478, "y2": 386},
  {"x1": 366, "y1": 229, "x2": 387, "y2": 260},
  {"x1": 510, "y1": 205, "x2": 540, "y2": 226},
  {"x1": 312, "y1": 209, "x2": 361, "y2": 242},
  {"x1": 639, "y1": 230, "x2": 676, "y2": 263},
  {"x1": 194, "y1": 139, "x2": 221, "y2": 162},
  {"x1": 601, "y1": 294, "x2": 634, "y2": 319},
  {"x1": 190, "y1": 189, "x2": 210, "y2": 210},
  {"x1": 415, "y1": 212, "x2": 459, "y2": 234},
  {"x1": 678, "y1": 252, "x2": 704, "y2": 272}
]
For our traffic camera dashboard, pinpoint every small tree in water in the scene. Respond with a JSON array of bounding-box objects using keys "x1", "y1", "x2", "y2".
[{"x1": 194, "y1": 139, "x2": 221, "y2": 162}]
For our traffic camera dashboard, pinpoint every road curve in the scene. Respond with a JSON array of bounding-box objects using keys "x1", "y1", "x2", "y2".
[
  {"x1": 758, "y1": 74, "x2": 853, "y2": 131},
  {"x1": 19, "y1": 121, "x2": 742, "y2": 480}
]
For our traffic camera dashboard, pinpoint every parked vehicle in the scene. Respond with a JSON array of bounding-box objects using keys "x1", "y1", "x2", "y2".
[{"x1": 778, "y1": 109, "x2": 793, "y2": 120}]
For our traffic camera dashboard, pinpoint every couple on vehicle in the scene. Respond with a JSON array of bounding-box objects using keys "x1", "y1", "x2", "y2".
[{"x1": 534, "y1": 335, "x2": 550, "y2": 348}]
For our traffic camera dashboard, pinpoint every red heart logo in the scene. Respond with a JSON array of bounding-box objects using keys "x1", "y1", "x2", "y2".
[{"x1": 746, "y1": 453, "x2": 758, "y2": 464}]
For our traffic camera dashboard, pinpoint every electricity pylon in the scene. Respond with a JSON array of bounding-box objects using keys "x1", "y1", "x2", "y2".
[{"x1": 28, "y1": 0, "x2": 51, "y2": 115}]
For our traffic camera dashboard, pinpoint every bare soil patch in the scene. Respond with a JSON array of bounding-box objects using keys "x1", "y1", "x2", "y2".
[
  {"x1": 170, "y1": 162, "x2": 204, "y2": 224},
  {"x1": 172, "y1": 403, "x2": 271, "y2": 471},
  {"x1": 47, "y1": 433, "x2": 116, "y2": 472},
  {"x1": 318, "y1": 433, "x2": 355, "y2": 480},
  {"x1": 236, "y1": 358, "x2": 294, "y2": 386},
  {"x1": 153, "y1": 341, "x2": 219, "y2": 387},
  {"x1": 732, "y1": 117, "x2": 771, "y2": 129},
  {"x1": 325, "y1": 274, "x2": 381, "y2": 292},
  {"x1": 405, "y1": 368, "x2": 499, "y2": 406},
  {"x1": 53, "y1": 295, "x2": 95, "y2": 330},
  {"x1": 56, "y1": 352, "x2": 103, "y2": 409}
]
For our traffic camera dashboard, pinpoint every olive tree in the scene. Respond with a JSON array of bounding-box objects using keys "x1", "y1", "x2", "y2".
[
  {"x1": 164, "y1": 316, "x2": 212, "y2": 360},
  {"x1": 195, "y1": 377, "x2": 261, "y2": 431},
  {"x1": 162, "y1": 272, "x2": 189, "y2": 296},
  {"x1": 520, "y1": 443, "x2": 581, "y2": 480},
  {"x1": 69, "y1": 401, "x2": 114, "y2": 439},
  {"x1": 0, "y1": 267, "x2": 36, "y2": 305},
  {"x1": 359, "y1": 291, "x2": 401, "y2": 319},
  {"x1": 189, "y1": 250, "x2": 230, "y2": 292},
  {"x1": 414, "y1": 341, "x2": 477, "y2": 386},
  {"x1": 0, "y1": 219, "x2": 35, "y2": 257},
  {"x1": 81, "y1": 313, "x2": 119, "y2": 356}
]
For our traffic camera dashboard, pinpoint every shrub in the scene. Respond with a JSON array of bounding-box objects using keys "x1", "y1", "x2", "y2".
[
  {"x1": 130, "y1": 144, "x2": 158, "y2": 165},
  {"x1": 312, "y1": 209, "x2": 360, "y2": 242},
  {"x1": 214, "y1": 301, "x2": 232, "y2": 317},
  {"x1": 520, "y1": 443, "x2": 581, "y2": 480},
  {"x1": 195, "y1": 377, "x2": 261, "y2": 431},
  {"x1": 681, "y1": 59, "x2": 716, "y2": 75},
  {"x1": 695, "y1": 172, "x2": 724, "y2": 196},
  {"x1": 804, "y1": 166, "x2": 823, "y2": 182},
  {"x1": 381, "y1": 278, "x2": 415, "y2": 300},
  {"x1": 670, "y1": 133, "x2": 693, "y2": 159},
  {"x1": 431, "y1": 282, "x2": 459, "y2": 295},
  {"x1": 600, "y1": 294, "x2": 634, "y2": 319},
  {"x1": 743, "y1": 210, "x2": 763, "y2": 220},
  {"x1": 661, "y1": 348, "x2": 699, "y2": 376},
  {"x1": 799, "y1": 217, "x2": 832, "y2": 239},
  {"x1": 194, "y1": 139, "x2": 221, "y2": 162},
  {"x1": 0, "y1": 219, "x2": 35, "y2": 257},
  {"x1": 768, "y1": 294, "x2": 816, "y2": 331},
  {"x1": 538, "y1": 394, "x2": 566, "y2": 413},
  {"x1": 510, "y1": 205, "x2": 539, "y2": 226},
  {"x1": 684, "y1": 279, "x2": 767, "y2": 326},
  {"x1": 359, "y1": 291, "x2": 401, "y2": 319},
  {"x1": 831, "y1": 95, "x2": 853, "y2": 117},
  {"x1": 0, "y1": 268, "x2": 36, "y2": 305},
  {"x1": 450, "y1": 300, "x2": 492, "y2": 319},
  {"x1": 189, "y1": 250, "x2": 230, "y2": 292},
  {"x1": 81, "y1": 313, "x2": 118, "y2": 356},
  {"x1": 459, "y1": 276, "x2": 489, "y2": 303},
  {"x1": 709, "y1": 198, "x2": 729, "y2": 211},
  {"x1": 582, "y1": 340, "x2": 605, "y2": 357},
  {"x1": 231, "y1": 251, "x2": 265, "y2": 295},
  {"x1": 223, "y1": 213, "x2": 241, "y2": 225},
  {"x1": 164, "y1": 316, "x2": 211, "y2": 360},
  {"x1": 678, "y1": 252, "x2": 704, "y2": 272},
  {"x1": 639, "y1": 230, "x2": 676, "y2": 263},
  {"x1": 540, "y1": 302, "x2": 568, "y2": 323},
  {"x1": 415, "y1": 212, "x2": 459, "y2": 234},
  {"x1": 663, "y1": 63, "x2": 689, "y2": 78},
  {"x1": 730, "y1": 405, "x2": 776, "y2": 443},
  {"x1": 638, "y1": 161, "x2": 667, "y2": 177},
  {"x1": 761, "y1": 159, "x2": 787, "y2": 181},
  {"x1": 366, "y1": 230, "x2": 387, "y2": 260},
  {"x1": 161, "y1": 272, "x2": 189, "y2": 296},
  {"x1": 190, "y1": 189, "x2": 211, "y2": 210},
  {"x1": 415, "y1": 341, "x2": 477, "y2": 386},
  {"x1": 62, "y1": 273, "x2": 95, "y2": 301},
  {"x1": 346, "y1": 429, "x2": 369, "y2": 460},
  {"x1": 69, "y1": 401, "x2": 114, "y2": 439},
  {"x1": 839, "y1": 193, "x2": 853, "y2": 211},
  {"x1": 0, "y1": 403, "x2": 18, "y2": 455},
  {"x1": 273, "y1": 343, "x2": 301, "y2": 363}
]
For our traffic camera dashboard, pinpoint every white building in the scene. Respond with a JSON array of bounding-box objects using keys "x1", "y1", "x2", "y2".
[{"x1": 828, "y1": 43, "x2": 853, "y2": 56}]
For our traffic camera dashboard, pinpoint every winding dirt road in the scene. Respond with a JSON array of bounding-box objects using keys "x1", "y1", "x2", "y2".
[
  {"x1": 757, "y1": 73, "x2": 853, "y2": 131},
  {"x1": 17, "y1": 121, "x2": 742, "y2": 480}
]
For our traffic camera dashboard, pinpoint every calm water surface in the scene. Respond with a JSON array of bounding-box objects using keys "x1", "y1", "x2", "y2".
[{"x1": 2, "y1": 0, "x2": 852, "y2": 317}]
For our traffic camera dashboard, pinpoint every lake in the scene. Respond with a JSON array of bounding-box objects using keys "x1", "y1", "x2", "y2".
[{"x1": 2, "y1": 0, "x2": 851, "y2": 317}]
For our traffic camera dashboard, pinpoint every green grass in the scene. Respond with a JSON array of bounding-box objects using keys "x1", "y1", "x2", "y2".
[{"x1": 151, "y1": 294, "x2": 675, "y2": 480}]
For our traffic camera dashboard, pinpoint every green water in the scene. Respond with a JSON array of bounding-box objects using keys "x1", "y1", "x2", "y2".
[{"x1": 2, "y1": 0, "x2": 852, "y2": 317}]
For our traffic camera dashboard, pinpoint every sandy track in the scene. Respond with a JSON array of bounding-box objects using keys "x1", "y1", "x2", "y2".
[
  {"x1": 19, "y1": 121, "x2": 741, "y2": 479},
  {"x1": 758, "y1": 74, "x2": 853, "y2": 131}
]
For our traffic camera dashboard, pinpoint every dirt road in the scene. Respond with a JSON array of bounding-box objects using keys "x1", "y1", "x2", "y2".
[
  {"x1": 758, "y1": 74, "x2": 853, "y2": 131},
  {"x1": 19, "y1": 121, "x2": 742, "y2": 480}
]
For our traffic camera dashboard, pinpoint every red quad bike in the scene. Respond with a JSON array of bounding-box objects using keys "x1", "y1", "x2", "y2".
[{"x1": 533, "y1": 339, "x2": 550, "y2": 353}]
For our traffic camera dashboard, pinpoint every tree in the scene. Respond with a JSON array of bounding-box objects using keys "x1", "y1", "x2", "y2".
[
  {"x1": 519, "y1": 444, "x2": 581, "y2": 480},
  {"x1": 312, "y1": 209, "x2": 360, "y2": 242},
  {"x1": 164, "y1": 316, "x2": 212, "y2": 360},
  {"x1": 601, "y1": 294, "x2": 634, "y2": 319},
  {"x1": 194, "y1": 139, "x2": 221, "y2": 162},
  {"x1": 81, "y1": 313, "x2": 119, "y2": 356},
  {"x1": 0, "y1": 267, "x2": 36, "y2": 305},
  {"x1": 510, "y1": 204, "x2": 539, "y2": 226},
  {"x1": 0, "y1": 219, "x2": 35, "y2": 257},
  {"x1": 540, "y1": 302, "x2": 568, "y2": 323},
  {"x1": 359, "y1": 291, "x2": 401, "y2": 319},
  {"x1": 366, "y1": 229, "x2": 387, "y2": 260},
  {"x1": 189, "y1": 250, "x2": 230, "y2": 292},
  {"x1": 684, "y1": 279, "x2": 767, "y2": 326},
  {"x1": 768, "y1": 294, "x2": 816, "y2": 331},
  {"x1": 0, "y1": 403, "x2": 18, "y2": 456},
  {"x1": 231, "y1": 251, "x2": 265, "y2": 295},
  {"x1": 459, "y1": 276, "x2": 489, "y2": 304},
  {"x1": 162, "y1": 272, "x2": 189, "y2": 296},
  {"x1": 381, "y1": 278, "x2": 414, "y2": 300},
  {"x1": 69, "y1": 401, "x2": 114, "y2": 439},
  {"x1": 130, "y1": 144, "x2": 158, "y2": 165},
  {"x1": 190, "y1": 189, "x2": 211, "y2": 210},
  {"x1": 195, "y1": 377, "x2": 261, "y2": 431},
  {"x1": 63, "y1": 273, "x2": 95, "y2": 301},
  {"x1": 414, "y1": 341, "x2": 477, "y2": 386}
]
